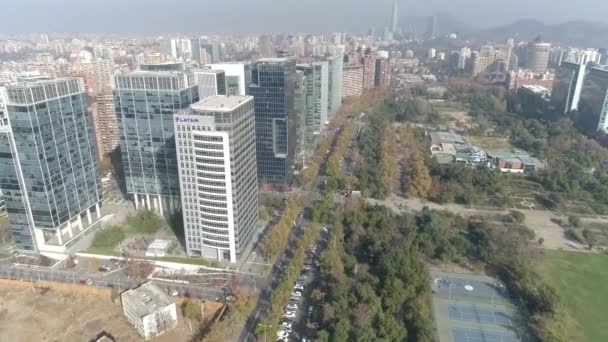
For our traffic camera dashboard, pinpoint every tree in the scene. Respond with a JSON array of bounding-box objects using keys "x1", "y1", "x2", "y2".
[
  {"x1": 537, "y1": 237, "x2": 545, "y2": 246},
  {"x1": 582, "y1": 229, "x2": 597, "y2": 249},
  {"x1": 568, "y1": 215, "x2": 581, "y2": 228},
  {"x1": 406, "y1": 151, "x2": 432, "y2": 198}
]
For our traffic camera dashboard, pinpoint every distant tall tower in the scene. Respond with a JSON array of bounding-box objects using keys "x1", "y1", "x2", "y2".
[{"x1": 391, "y1": 0, "x2": 399, "y2": 33}]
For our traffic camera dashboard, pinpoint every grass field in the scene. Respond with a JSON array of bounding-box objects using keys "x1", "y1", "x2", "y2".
[{"x1": 538, "y1": 250, "x2": 608, "y2": 342}]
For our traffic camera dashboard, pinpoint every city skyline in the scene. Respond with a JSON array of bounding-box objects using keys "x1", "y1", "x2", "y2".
[{"x1": 3, "y1": 0, "x2": 608, "y2": 34}]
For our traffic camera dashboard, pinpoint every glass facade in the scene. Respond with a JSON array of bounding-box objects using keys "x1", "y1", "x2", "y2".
[
  {"x1": 0, "y1": 78, "x2": 101, "y2": 251},
  {"x1": 551, "y1": 61, "x2": 586, "y2": 114},
  {"x1": 114, "y1": 71, "x2": 199, "y2": 208},
  {"x1": 579, "y1": 67, "x2": 608, "y2": 131},
  {"x1": 326, "y1": 55, "x2": 344, "y2": 118},
  {"x1": 249, "y1": 58, "x2": 297, "y2": 188}
]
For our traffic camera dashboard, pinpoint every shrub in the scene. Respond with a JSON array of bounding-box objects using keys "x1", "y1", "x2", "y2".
[{"x1": 91, "y1": 226, "x2": 125, "y2": 249}]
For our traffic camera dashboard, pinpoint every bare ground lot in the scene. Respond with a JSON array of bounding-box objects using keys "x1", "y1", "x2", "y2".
[
  {"x1": 0, "y1": 280, "x2": 219, "y2": 342},
  {"x1": 466, "y1": 136, "x2": 513, "y2": 151}
]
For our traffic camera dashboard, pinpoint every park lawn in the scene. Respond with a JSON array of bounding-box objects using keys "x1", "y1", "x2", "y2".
[{"x1": 538, "y1": 250, "x2": 608, "y2": 342}]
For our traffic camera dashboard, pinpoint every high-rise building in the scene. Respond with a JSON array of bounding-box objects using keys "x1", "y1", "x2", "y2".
[
  {"x1": 0, "y1": 78, "x2": 102, "y2": 252},
  {"x1": 114, "y1": 69, "x2": 199, "y2": 212},
  {"x1": 551, "y1": 61, "x2": 587, "y2": 114},
  {"x1": 427, "y1": 48, "x2": 437, "y2": 60},
  {"x1": 326, "y1": 55, "x2": 343, "y2": 117},
  {"x1": 92, "y1": 89, "x2": 120, "y2": 156},
  {"x1": 526, "y1": 41, "x2": 552, "y2": 73},
  {"x1": 375, "y1": 57, "x2": 392, "y2": 88},
  {"x1": 258, "y1": 35, "x2": 274, "y2": 58},
  {"x1": 93, "y1": 59, "x2": 115, "y2": 93},
  {"x1": 190, "y1": 38, "x2": 202, "y2": 65},
  {"x1": 342, "y1": 65, "x2": 364, "y2": 99},
  {"x1": 579, "y1": 67, "x2": 608, "y2": 131},
  {"x1": 472, "y1": 46, "x2": 496, "y2": 77},
  {"x1": 362, "y1": 49, "x2": 377, "y2": 89},
  {"x1": 201, "y1": 43, "x2": 222, "y2": 64},
  {"x1": 249, "y1": 58, "x2": 297, "y2": 188},
  {"x1": 294, "y1": 70, "x2": 308, "y2": 165},
  {"x1": 193, "y1": 69, "x2": 227, "y2": 101},
  {"x1": 160, "y1": 38, "x2": 179, "y2": 59},
  {"x1": 206, "y1": 62, "x2": 252, "y2": 96},
  {"x1": 426, "y1": 15, "x2": 437, "y2": 39},
  {"x1": 297, "y1": 61, "x2": 329, "y2": 147},
  {"x1": 174, "y1": 95, "x2": 258, "y2": 263},
  {"x1": 391, "y1": 0, "x2": 399, "y2": 33}
]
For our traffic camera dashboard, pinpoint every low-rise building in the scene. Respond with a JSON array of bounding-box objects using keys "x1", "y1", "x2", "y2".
[
  {"x1": 488, "y1": 151, "x2": 544, "y2": 173},
  {"x1": 121, "y1": 282, "x2": 178, "y2": 340},
  {"x1": 429, "y1": 132, "x2": 466, "y2": 155}
]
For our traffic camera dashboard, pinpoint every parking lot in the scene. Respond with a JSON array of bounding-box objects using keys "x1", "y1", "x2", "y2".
[{"x1": 276, "y1": 226, "x2": 329, "y2": 342}]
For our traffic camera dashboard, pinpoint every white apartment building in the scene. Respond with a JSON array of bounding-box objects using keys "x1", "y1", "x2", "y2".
[{"x1": 174, "y1": 95, "x2": 258, "y2": 263}]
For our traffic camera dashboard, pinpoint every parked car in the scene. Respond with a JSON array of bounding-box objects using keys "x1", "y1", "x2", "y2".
[
  {"x1": 291, "y1": 290, "x2": 302, "y2": 298},
  {"x1": 307, "y1": 306, "x2": 314, "y2": 319},
  {"x1": 287, "y1": 303, "x2": 299, "y2": 310},
  {"x1": 281, "y1": 321, "x2": 293, "y2": 329},
  {"x1": 98, "y1": 265, "x2": 110, "y2": 272},
  {"x1": 85, "y1": 279, "x2": 93, "y2": 285},
  {"x1": 294, "y1": 284, "x2": 304, "y2": 291},
  {"x1": 284, "y1": 310, "x2": 296, "y2": 319}
]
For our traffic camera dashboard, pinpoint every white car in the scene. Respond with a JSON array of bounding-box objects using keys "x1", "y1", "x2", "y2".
[
  {"x1": 291, "y1": 290, "x2": 302, "y2": 298},
  {"x1": 294, "y1": 284, "x2": 304, "y2": 291},
  {"x1": 277, "y1": 330, "x2": 290, "y2": 339},
  {"x1": 284, "y1": 310, "x2": 297, "y2": 319},
  {"x1": 281, "y1": 321, "x2": 293, "y2": 329},
  {"x1": 287, "y1": 303, "x2": 299, "y2": 310}
]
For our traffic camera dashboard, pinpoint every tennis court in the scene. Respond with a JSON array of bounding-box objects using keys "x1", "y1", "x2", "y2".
[
  {"x1": 448, "y1": 304, "x2": 512, "y2": 326},
  {"x1": 452, "y1": 327, "x2": 519, "y2": 342},
  {"x1": 434, "y1": 276, "x2": 509, "y2": 304},
  {"x1": 431, "y1": 272, "x2": 527, "y2": 342}
]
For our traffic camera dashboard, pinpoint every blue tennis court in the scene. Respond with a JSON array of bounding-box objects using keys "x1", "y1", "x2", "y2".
[
  {"x1": 452, "y1": 327, "x2": 520, "y2": 342},
  {"x1": 434, "y1": 276, "x2": 508, "y2": 304},
  {"x1": 448, "y1": 304, "x2": 512, "y2": 326}
]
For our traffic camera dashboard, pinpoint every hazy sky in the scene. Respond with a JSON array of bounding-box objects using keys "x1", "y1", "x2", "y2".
[{"x1": 2, "y1": 0, "x2": 606, "y2": 34}]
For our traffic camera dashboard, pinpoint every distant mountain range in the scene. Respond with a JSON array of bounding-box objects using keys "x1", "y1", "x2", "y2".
[{"x1": 415, "y1": 13, "x2": 608, "y2": 48}]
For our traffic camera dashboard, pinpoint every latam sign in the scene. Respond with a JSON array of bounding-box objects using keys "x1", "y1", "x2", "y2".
[{"x1": 175, "y1": 116, "x2": 200, "y2": 123}]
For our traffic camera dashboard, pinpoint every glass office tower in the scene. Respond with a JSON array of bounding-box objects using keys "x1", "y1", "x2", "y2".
[
  {"x1": 297, "y1": 61, "x2": 329, "y2": 146},
  {"x1": 326, "y1": 55, "x2": 344, "y2": 118},
  {"x1": 551, "y1": 61, "x2": 587, "y2": 114},
  {"x1": 249, "y1": 58, "x2": 297, "y2": 188},
  {"x1": 114, "y1": 70, "x2": 199, "y2": 212},
  {"x1": 0, "y1": 78, "x2": 102, "y2": 252},
  {"x1": 579, "y1": 67, "x2": 608, "y2": 131}
]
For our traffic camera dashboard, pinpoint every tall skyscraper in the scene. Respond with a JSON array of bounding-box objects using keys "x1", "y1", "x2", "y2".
[
  {"x1": 391, "y1": 0, "x2": 399, "y2": 33},
  {"x1": 0, "y1": 78, "x2": 102, "y2": 252},
  {"x1": 294, "y1": 70, "x2": 308, "y2": 164},
  {"x1": 297, "y1": 61, "x2": 329, "y2": 146},
  {"x1": 375, "y1": 57, "x2": 392, "y2": 88},
  {"x1": 206, "y1": 62, "x2": 252, "y2": 96},
  {"x1": 579, "y1": 67, "x2": 608, "y2": 131},
  {"x1": 249, "y1": 58, "x2": 297, "y2": 188},
  {"x1": 342, "y1": 65, "x2": 364, "y2": 99},
  {"x1": 362, "y1": 49, "x2": 377, "y2": 89},
  {"x1": 93, "y1": 59, "x2": 115, "y2": 92},
  {"x1": 190, "y1": 38, "x2": 202, "y2": 65},
  {"x1": 92, "y1": 89, "x2": 120, "y2": 156},
  {"x1": 160, "y1": 38, "x2": 179, "y2": 59},
  {"x1": 193, "y1": 69, "x2": 227, "y2": 101},
  {"x1": 526, "y1": 41, "x2": 552, "y2": 73},
  {"x1": 426, "y1": 15, "x2": 437, "y2": 39},
  {"x1": 114, "y1": 69, "x2": 199, "y2": 212},
  {"x1": 202, "y1": 43, "x2": 222, "y2": 64},
  {"x1": 551, "y1": 61, "x2": 587, "y2": 114},
  {"x1": 174, "y1": 96, "x2": 258, "y2": 263},
  {"x1": 326, "y1": 55, "x2": 344, "y2": 117},
  {"x1": 258, "y1": 35, "x2": 274, "y2": 58}
]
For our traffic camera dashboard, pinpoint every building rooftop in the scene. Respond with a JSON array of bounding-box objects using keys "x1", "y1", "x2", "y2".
[
  {"x1": 193, "y1": 68, "x2": 224, "y2": 74},
  {"x1": 256, "y1": 57, "x2": 293, "y2": 63},
  {"x1": 121, "y1": 282, "x2": 172, "y2": 318},
  {"x1": 430, "y1": 131, "x2": 466, "y2": 145},
  {"x1": 191, "y1": 95, "x2": 253, "y2": 112},
  {"x1": 6, "y1": 77, "x2": 80, "y2": 89}
]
